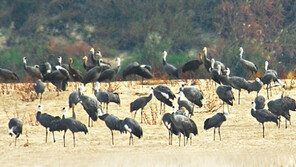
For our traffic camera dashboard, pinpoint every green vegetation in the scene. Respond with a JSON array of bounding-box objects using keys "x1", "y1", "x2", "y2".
[{"x1": 0, "y1": 0, "x2": 295, "y2": 79}]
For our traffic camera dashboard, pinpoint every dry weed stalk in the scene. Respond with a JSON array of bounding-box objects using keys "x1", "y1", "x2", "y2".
[
  {"x1": 15, "y1": 83, "x2": 36, "y2": 102},
  {"x1": 203, "y1": 80, "x2": 222, "y2": 113}
]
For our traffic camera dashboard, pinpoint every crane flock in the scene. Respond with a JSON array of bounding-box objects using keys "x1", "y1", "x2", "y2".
[{"x1": 3, "y1": 47, "x2": 293, "y2": 147}]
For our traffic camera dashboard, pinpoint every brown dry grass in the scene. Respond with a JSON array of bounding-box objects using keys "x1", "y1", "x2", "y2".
[{"x1": 1, "y1": 80, "x2": 296, "y2": 166}]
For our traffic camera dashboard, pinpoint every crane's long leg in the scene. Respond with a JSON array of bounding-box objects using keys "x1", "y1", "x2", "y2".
[
  {"x1": 218, "y1": 127, "x2": 221, "y2": 141},
  {"x1": 266, "y1": 85, "x2": 269, "y2": 99},
  {"x1": 129, "y1": 133, "x2": 132, "y2": 145},
  {"x1": 106, "y1": 103, "x2": 109, "y2": 113},
  {"x1": 178, "y1": 134, "x2": 181, "y2": 147},
  {"x1": 168, "y1": 131, "x2": 171, "y2": 145},
  {"x1": 170, "y1": 131, "x2": 173, "y2": 145},
  {"x1": 190, "y1": 135, "x2": 192, "y2": 145},
  {"x1": 63, "y1": 130, "x2": 66, "y2": 147},
  {"x1": 133, "y1": 111, "x2": 137, "y2": 119},
  {"x1": 111, "y1": 130, "x2": 114, "y2": 145},
  {"x1": 52, "y1": 132, "x2": 56, "y2": 143},
  {"x1": 164, "y1": 104, "x2": 166, "y2": 113},
  {"x1": 238, "y1": 90, "x2": 241, "y2": 105},
  {"x1": 160, "y1": 102, "x2": 162, "y2": 115},
  {"x1": 40, "y1": 93, "x2": 42, "y2": 104},
  {"x1": 270, "y1": 84, "x2": 272, "y2": 97},
  {"x1": 88, "y1": 116, "x2": 90, "y2": 127},
  {"x1": 183, "y1": 134, "x2": 186, "y2": 146},
  {"x1": 73, "y1": 132, "x2": 75, "y2": 147},
  {"x1": 262, "y1": 123, "x2": 265, "y2": 138},
  {"x1": 285, "y1": 119, "x2": 287, "y2": 129},
  {"x1": 45, "y1": 128, "x2": 48, "y2": 143},
  {"x1": 141, "y1": 108, "x2": 143, "y2": 123},
  {"x1": 213, "y1": 128, "x2": 216, "y2": 141}
]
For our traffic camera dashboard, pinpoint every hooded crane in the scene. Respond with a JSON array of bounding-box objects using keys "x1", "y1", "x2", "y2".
[
  {"x1": 163, "y1": 51, "x2": 179, "y2": 79},
  {"x1": 94, "y1": 82, "x2": 120, "y2": 113},
  {"x1": 8, "y1": 118, "x2": 23, "y2": 146},
  {"x1": 44, "y1": 65, "x2": 70, "y2": 94},
  {"x1": 82, "y1": 66, "x2": 101, "y2": 86},
  {"x1": 23, "y1": 57, "x2": 43, "y2": 81},
  {"x1": 82, "y1": 56, "x2": 96, "y2": 71},
  {"x1": 247, "y1": 78, "x2": 264, "y2": 96},
  {"x1": 204, "y1": 111, "x2": 228, "y2": 141},
  {"x1": 78, "y1": 85, "x2": 103, "y2": 127},
  {"x1": 169, "y1": 111, "x2": 198, "y2": 146},
  {"x1": 0, "y1": 68, "x2": 19, "y2": 82},
  {"x1": 122, "y1": 62, "x2": 153, "y2": 84},
  {"x1": 239, "y1": 47, "x2": 257, "y2": 77},
  {"x1": 97, "y1": 57, "x2": 120, "y2": 83},
  {"x1": 36, "y1": 105, "x2": 61, "y2": 143},
  {"x1": 89, "y1": 48, "x2": 98, "y2": 65},
  {"x1": 227, "y1": 68, "x2": 249, "y2": 104},
  {"x1": 122, "y1": 117, "x2": 143, "y2": 145},
  {"x1": 68, "y1": 58, "x2": 83, "y2": 82},
  {"x1": 61, "y1": 107, "x2": 88, "y2": 147},
  {"x1": 57, "y1": 56, "x2": 70, "y2": 71},
  {"x1": 99, "y1": 113, "x2": 125, "y2": 145},
  {"x1": 68, "y1": 87, "x2": 82, "y2": 113},
  {"x1": 209, "y1": 63, "x2": 221, "y2": 85},
  {"x1": 153, "y1": 84, "x2": 175, "y2": 114},
  {"x1": 130, "y1": 86, "x2": 154, "y2": 123},
  {"x1": 202, "y1": 47, "x2": 212, "y2": 72},
  {"x1": 260, "y1": 71, "x2": 285, "y2": 99},
  {"x1": 181, "y1": 52, "x2": 203, "y2": 77},
  {"x1": 180, "y1": 82, "x2": 203, "y2": 108},
  {"x1": 251, "y1": 102, "x2": 278, "y2": 138},
  {"x1": 211, "y1": 58, "x2": 227, "y2": 75},
  {"x1": 39, "y1": 61, "x2": 52, "y2": 77},
  {"x1": 33, "y1": 79, "x2": 45, "y2": 104},
  {"x1": 177, "y1": 91, "x2": 194, "y2": 117},
  {"x1": 216, "y1": 85, "x2": 234, "y2": 112},
  {"x1": 267, "y1": 96, "x2": 296, "y2": 128}
]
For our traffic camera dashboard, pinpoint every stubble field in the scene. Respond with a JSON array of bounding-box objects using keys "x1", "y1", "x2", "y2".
[{"x1": 0, "y1": 79, "x2": 296, "y2": 166}]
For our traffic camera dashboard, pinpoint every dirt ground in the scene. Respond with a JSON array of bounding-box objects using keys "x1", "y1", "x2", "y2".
[{"x1": 1, "y1": 79, "x2": 296, "y2": 166}]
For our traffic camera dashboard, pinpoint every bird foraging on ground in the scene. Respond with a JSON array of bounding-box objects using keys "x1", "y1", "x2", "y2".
[{"x1": 8, "y1": 118, "x2": 23, "y2": 146}]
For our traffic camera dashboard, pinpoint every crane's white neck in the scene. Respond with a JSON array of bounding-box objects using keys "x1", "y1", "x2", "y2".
[
  {"x1": 149, "y1": 87, "x2": 153, "y2": 95},
  {"x1": 211, "y1": 59, "x2": 215, "y2": 68},
  {"x1": 251, "y1": 102, "x2": 256, "y2": 110},
  {"x1": 172, "y1": 106, "x2": 177, "y2": 113},
  {"x1": 163, "y1": 51, "x2": 167, "y2": 61},
  {"x1": 58, "y1": 57, "x2": 62, "y2": 64},
  {"x1": 265, "y1": 61, "x2": 268, "y2": 71},
  {"x1": 8, "y1": 127, "x2": 15, "y2": 136},
  {"x1": 226, "y1": 68, "x2": 230, "y2": 76},
  {"x1": 217, "y1": 65, "x2": 221, "y2": 75},
  {"x1": 63, "y1": 107, "x2": 69, "y2": 117},
  {"x1": 255, "y1": 78, "x2": 263, "y2": 86},
  {"x1": 38, "y1": 105, "x2": 43, "y2": 112},
  {"x1": 117, "y1": 57, "x2": 121, "y2": 66},
  {"x1": 239, "y1": 47, "x2": 243, "y2": 59},
  {"x1": 94, "y1": 82, "x2": 100, "y2": 91},
  {"x1": 23, "y1": 57, "x2": 27, "y2": 64}
]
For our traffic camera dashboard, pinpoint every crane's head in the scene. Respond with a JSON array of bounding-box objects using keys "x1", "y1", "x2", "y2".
[
  {"x1": 57, "y1": 56, "x2": 62, "y2": 64},
  {"x1": 239, "y1": 47, "x2": 243, "y2": 52},
  {"x1": 69, "y1": 57, "x2": 73, "y2": 64},
  {"x1": 8, "y1": 127, "x2": 15, "y2": 137},
  {"x1": 94, "y1": 82, "x2": 100, "y2": 90},
  {"x1": 203, "y1": 47, "x2": 207, "y2": 55},
  {"x1": 149, "y1": 86, "x2": 154, "y2": 94},
  {"x1": 23, "y1": 57, "x2": 27, "y2": 64},
  {"x1": 217, "y1": 65, "x2": 221, "y2": 75},
  {"x1": 99, "y1": 58, "x2": 104, "y2": 63},
  {"x1": 163, "y1": 51, "x2": 167, "y2": 60},
  {"x1": 34, "y1": 65, "x2": 40, "y2": 69},
  {"x1": 226, "y1": 68, "x2": 230, "y2": 76},
  {"x1": 211, "y1": 58, "x2": 215, "y2": 68},
  {"x1": 96, "y1": 51, "x2": 102, "y2": 58},
  {"x1": 264, "y1": 61, "x2": 269, "y2": 71},
  {"x1": 82, "y1": 56, "x2": 88, "y2": 62},
  {"x1": 90, "y1": 48, "x2": 95, "y2": 54},
  {"x1": 223, "y1": 109, "x2": 230, "y2": 115},
  {"x1": 62, "y1": 107, "x2": 69, "y2": 117},
  {"x1": 180, "y1": 81, "x2": 186, "y2": 87},
  {"x1": 117, "y1": 57, "x2": 121, "y2": 66},
  {"x1": 38, "y1": 105, "x2": 43, "y2": 111},
  {"x1": 78, "y1": 85, "x2": 85, "y2": 94},
  {"x1": 172, "y1": 106, "x2": 177, "y2": 113},
  {"x1": 251, "y1": 101, "x2": 256, "y2": 110},
  {"x1": 198, "y1": 52, "x2": 203, "y2": 60}
]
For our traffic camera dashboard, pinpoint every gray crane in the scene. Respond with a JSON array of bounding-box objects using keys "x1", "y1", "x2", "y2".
[
  {"x1": 68, "y1": 58, "x2": 84, "y2": 82},
  {"x1": 0, "y1": 68, "x2": 19, "y2": 83},
  {"x1": 99, "y1": 113, "x2": 125, "y2": 145},
  {"x1": 36, "y1": 105, "x2": 61, "y2": 143},
  {"x1": 8, "y1": 118, "x2": 23, "y2": 146},
  {"x1": 260, "y1": 72, "x2": 285, "y2": 99},
  {"x1": 209, "y1": 64, "x2": 221, "y2": 85},
  {"x1": 204, "y1": 111, "x2": 228, "y2": 141},
  {"x1": 162, "y1": 51, "x2": 179, "y2": 79},
  {"x1": 246, "y1": 78, "x2": 264, "y2": 96},
  {"x1": 78, "y1": 85, "x2": 103, "y2": 127},
  {"x1": 130, "y1": 86, "x2": 153, "y2": 123},
  {"x1": 181, "y1": 52, "x2": 203, "y2": 79},
  {"x1": 68, "y1": 87, "x2": 82, "y2": 113},
  {"x1": 122, "y1": 62, "x2": 153, "y2": 84},
  {"x1": 94, "y1": 82, "x2": 120, "y2": 113},
  {"x1": 251, "y1": 102, "x2": 278, "y2": 138},
  {"x1": 23, "y1": 57, "x2": 43, "y2": 81},
  {"x1": 169, "y1": 111, "x2": 198, "y2": 146},
  {"x1": 211, "y1": 58, "x2": 227, "y2": 75},
  {"x1": 264, "y1": 60, "x2": 278, "y2": 76},
  {"x1": 227, "y1": 68, "x2": 249, "y2": 104},
  {"x1": 61, "y1": 107, "x2": 88, "y2": 147},
  {"x1": 82, "y1": 56, "x2": 95, "y2": 71},
  {"x1": 153, "y1": 84, "x2": 175, "y2": 114},
  {"x1": 44, "y1": 65, "x2": 70, "y2": 94},
  {"x1": 82, "y1": 66, "x2": 101, "y2": 86},
  {"x1": 267, "y1": 96, "x2": 296, "y2": 128},
  {"x1": 239, "y1": 47, "x2": 257, "y2": 77},
  {"x1": 202, "y1": 47, "x2": 212, "y2": 72},
  {"x1": 98, "y1": 57, "x2": 121, "y2": 83},
  {"x1": 33, "y1": 79, "x2": 45, "y2": 104},
  {"x1": 180, "y1": 83, "x2": 203, "y2": 108},
  {"x1": 255, "y1": 95, "x2": 265, "y2": 110},
  {"x1": 177, "y1": 91, "x2": 194, "y2": 117},
  {"x1": 122, "y1": 117, "x2": 143, "y2": 145},
  {"x1": 216, "y1": 85, "x2": 234, "y2": 112}
]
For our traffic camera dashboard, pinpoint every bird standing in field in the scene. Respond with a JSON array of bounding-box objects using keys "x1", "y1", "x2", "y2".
[
  {"x1": 239, "y1": 47, "x2": 257, "y2": 78},
  {"x1": 36, "y1": 105, "x2": 61, "y2": 143},
  {"x1": 122, "y1": 61, "x2": 153, "y2": 85},
  {"x1": 130, "y1": 86, "x2": 153, "y2": 123},
  {"x1": 246, "y1": 78, "x2": 264, "y2": 96},
  {"x1": 94, "y1": 82, "x2": 120, "y2": 113},
  {"x1": 23, "y1": 57, "x2": 43, "y2": 81},
  {"x1": 177, "y1": 91, "x2": 194, "y2": 117},
  {"x1": 33, "y1": 79, "x2": 45, "y2": 104},
  {"x1": 82, "y1": 66, "x2": 101, "y2": 86},
  {"x1": 255, "y1": 95, "x2": 265, "y2": 110},
  {"x1": 179, "y1": 82, "x2": 203, "y2": 108},
  {"x1": 251, "y1": 102, "x2": 278, "y2": 138},
  {"x1": 122, "y1": 117, "x2": 143, "y2": 145},
  {"x1": 61, "y1": 107, "x2": 88, "y2": 147},
  {"x1": 99, "y1": 113, "x2": 125, "y2": 145},
  {"x1": 204, "y1": 111, "x2": 228, "y2": 141},
  {"x1": 202, "y1": 47, "x2": 212, "y2": 72},
  {"x1": 98, "y1": 57, "x2": 121, "y2": 83},
  {"x1": 8, "y1": 118, "x2": 23, "y2": 146},
  {"x1": 68, "y1": 58, "x2": 84, "y2": 82},
  {"x1": 227, "y1": 68, "x2": 249, "y2": 104},
  {"x1": 216, "y1": 85, "x2": 234, "y2": 112},
  {"x1": 162, "y1": 51, "x2": 179, "y2": 79},
  {"x1": 181, "y1": 52, "x2": 203, "y2": 79},
  {"x1": 153, "y1": 85, "x2": 175, "y2": 114},
  {"x1": 82, "y1": 56, "x2": 96, "y2": 71}
]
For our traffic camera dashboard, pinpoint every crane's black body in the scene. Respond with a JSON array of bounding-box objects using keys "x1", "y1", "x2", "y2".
[
  {"x1": 255, "y1": 95, "x2": 265, "y2": 110},
  {"x1": 8, "y1": 118, "x2": 23, "y2": 146},
  {"x1": 130, "y1": 91, "x2": 153, "y2": 123},
  {"x1": 153, "y1": 85, "x2": 175, "y2": 114},
  {"x1": 122, "y1": 117, "x2": 143, "y2": 145},
  {"x1": 204, "y1": 113, "x2": 226, "y2": 141},
  {"x1": 34, "y1": 79, "x2": 45, "y2": 104},
  {"x1": 216, "y1": 85, "x2": 234, "y2": 112},
  {"x1": 0, "y1": 68, "x2": 19, "y2": 82}
]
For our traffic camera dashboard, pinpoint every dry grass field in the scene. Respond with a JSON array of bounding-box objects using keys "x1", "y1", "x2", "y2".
[{"x1": 1, "y1": 79, "x2": 296, "y2": 166}]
